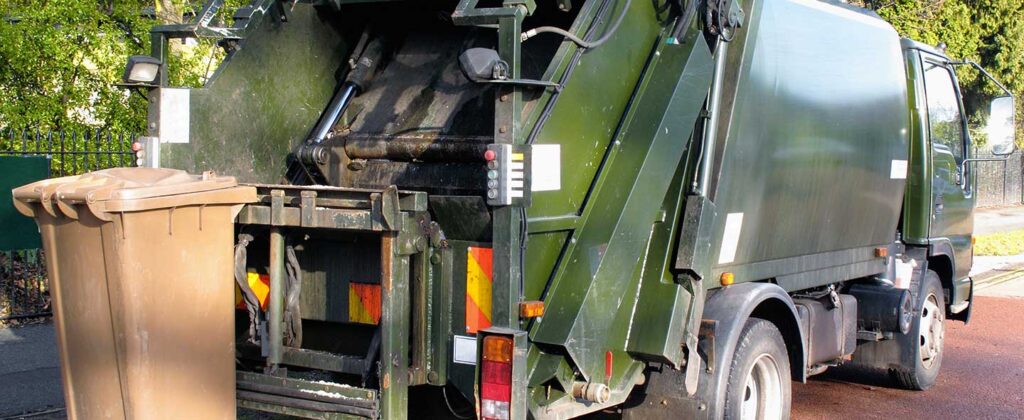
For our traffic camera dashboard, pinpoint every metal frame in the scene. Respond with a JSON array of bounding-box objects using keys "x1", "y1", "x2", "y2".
[
  {"x1": 451, "y1": 0, "x2": 532, "y2": 333},
  {"x1": 235, "y1": 184, "x2": 430, "y2": 419}
]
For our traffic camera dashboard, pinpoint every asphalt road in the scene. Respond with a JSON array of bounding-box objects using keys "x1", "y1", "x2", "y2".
[
  {"x1": 2, "y1": 297, "x2": 1023, "y2": 419},
  {"x1": 792, "y1": 295, "x2": 1024, "y2": 419},
  {"x1": 0, "y1": 324, "x2": 63, "y2": 418}
]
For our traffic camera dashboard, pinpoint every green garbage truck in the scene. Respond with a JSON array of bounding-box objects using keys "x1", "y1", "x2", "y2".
[{"x1": 112, "y1": 0, "x2": 1017, "y2": 418}]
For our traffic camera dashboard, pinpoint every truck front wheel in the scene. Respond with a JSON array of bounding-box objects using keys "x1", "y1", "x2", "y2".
[
  {"x1": 724, "y1": 318, "x2": 792, "y2": 420},
  {"x1": 891, "y1": 270, "x2": 945, "y2": 390}
]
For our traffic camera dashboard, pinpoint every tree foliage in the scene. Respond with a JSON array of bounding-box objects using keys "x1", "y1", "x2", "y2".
[
  {"x1": 857, "y1": 0, "x2": 1024, "y2": 146},
  {"x1": 2, "y1": 0, "x2": 1023, "y2": 146},
  {"x1": 0, "y1": 0, "x2": 234, "y2": 132}
]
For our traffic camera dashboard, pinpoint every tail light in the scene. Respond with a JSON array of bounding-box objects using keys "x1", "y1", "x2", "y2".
[{"x1": 480, "y1": 335, "x2": 513, "y2": 420}]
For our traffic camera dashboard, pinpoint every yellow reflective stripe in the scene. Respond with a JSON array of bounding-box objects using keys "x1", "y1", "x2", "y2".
[
  {"x1": 349, "y1": 283, "x2": 381, "y2": 325},
  {"x1": 466, "y1": 248, "x2": 493, "y2": 331}
]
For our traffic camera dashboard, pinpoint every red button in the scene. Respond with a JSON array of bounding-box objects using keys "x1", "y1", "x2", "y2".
[{"x1": 484, "y1": 150, "x2": 497, "y2": 161}]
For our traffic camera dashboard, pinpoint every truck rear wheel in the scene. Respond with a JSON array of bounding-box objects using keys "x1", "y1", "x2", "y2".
[
  {"x1": 724, "y1": 318, "x2": 791, "y2": 420},
  {"x1": 891, "y1": 270, "x2": 945, "y2": 390}
]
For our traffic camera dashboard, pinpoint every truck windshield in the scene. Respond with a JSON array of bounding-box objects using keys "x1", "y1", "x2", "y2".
[{"x1": 923, "y1": 61, "x2": 966, "y2": 164}]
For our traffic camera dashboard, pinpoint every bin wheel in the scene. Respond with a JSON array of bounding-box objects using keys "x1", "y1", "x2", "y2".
[
  {"x1": 891, "y1": 270, "x2": 945, "y2": 390},
  {"x1": 723, "y1": 318, "x2": 791, "y2": 420}
]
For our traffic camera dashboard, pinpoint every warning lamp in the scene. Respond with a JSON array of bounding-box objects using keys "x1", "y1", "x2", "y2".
[
  {"x1": 481, "y1": 335, "x2": 513, "y2": 420},
  {"x1": 519, "y1": 301, "x2": 545, "y2": 318},
  {"x1": 133, "y1": 142, "x2": 145, "y2": 167},
  {"x1": 720, "y1": 272, "x2": 735, "y2": 286}
]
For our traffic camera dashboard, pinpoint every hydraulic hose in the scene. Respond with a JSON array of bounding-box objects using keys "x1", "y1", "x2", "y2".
[{"x1": 520, "y1": 0, "x2": 632, "y2": 49}]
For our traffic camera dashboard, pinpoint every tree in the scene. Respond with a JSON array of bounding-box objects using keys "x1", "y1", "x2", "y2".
[
  {"x1": 856, "y1": 0, "x2": 1024, "y2": 147},
  {"x1": 0, "y1": 1, "x2": 151, "y2": 131},
  {"x1": 0, "y1": 0, "x2": 235, "y2": 132}
]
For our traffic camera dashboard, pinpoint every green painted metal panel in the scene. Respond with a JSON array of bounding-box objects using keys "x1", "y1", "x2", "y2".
[
  {"x1": 706, "y1": 0, "x2": 909, "y2": 284},
  {"x1": 0, "y1": 156, "x2": 49, "y2": 250},
  {"x1": 162, "y1": 4, "x2": 349, "y2": 183},
  {"x1": 529, "y1": 19, "x2": 714, "y2": 383},
  {"x1": 901, "y1": 48, "x2": 933, "y2": 245},
  {"x1": 523, "y1": 1, "x2": 661, "y2": 219}
]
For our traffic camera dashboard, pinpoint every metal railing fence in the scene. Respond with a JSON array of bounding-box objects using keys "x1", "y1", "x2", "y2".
[
  {"x1": 974, "y1": 148, "x2": 1024, "y2": 208},
  {"x1": 1, "y1": 128, "x2": 137, "y2": 323},
  {"x1": 0, "y1": 128, "x2": 137, "y2": 177},
  {"x1": 0, "y1": 249, "x2": 48, "y2": 322}
]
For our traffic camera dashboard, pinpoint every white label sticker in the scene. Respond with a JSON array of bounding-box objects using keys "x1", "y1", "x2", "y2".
[
  {"x1": 718, "y1": 213, "x2": 744, "y2": 264},
  {"x1": 453, "y1": 335, "x2": 477, "y2": 365},
  {"x1": 158, "y1": 88, "x2": 190, "y2": 144},
  {"x1": 531, "y1": 144, "x2": 561, "y2": 192},
  {"x1": 890, "y1": 160, "x2": 908, "y2": 179}
]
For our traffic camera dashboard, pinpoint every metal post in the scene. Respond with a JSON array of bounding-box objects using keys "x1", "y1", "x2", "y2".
[
  {"x1": 268, "y1": 227, "x2": 285, "y2": 372},
  {"x1": 696, "y1": 40, "x2": 729, "y2": 197},
  {"x1": 491, "y1": 8, "x2": 525, "y2": 330},
  {"x1": 379, "y1": 232, "x2": 410, "y2": 419}
]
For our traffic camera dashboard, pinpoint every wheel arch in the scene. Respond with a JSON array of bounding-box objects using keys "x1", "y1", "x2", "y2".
[
  {"x1": 697, "y1": 282, "x2": 806, "y2": 417},
  {"x1": 926, "y1": 245, "x2": 954, "y2": 306}
]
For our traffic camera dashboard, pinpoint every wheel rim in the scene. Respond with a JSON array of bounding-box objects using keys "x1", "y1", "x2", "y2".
[
  {"x1": 740, "y1": 353, "x2": 783, "y2": 420},
  {"x1": 919, "y1": 293, "x2": 945, "y2": 369}
]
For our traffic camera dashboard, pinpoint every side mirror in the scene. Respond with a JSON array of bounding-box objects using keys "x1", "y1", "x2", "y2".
[{"x1": 986, "y1": 96, "x2": 1016, "y2": 156}]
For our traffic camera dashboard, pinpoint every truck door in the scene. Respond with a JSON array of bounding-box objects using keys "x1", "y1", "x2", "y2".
[{"x1": 922, "y1": 55, "x2": 974, "y2": 283}]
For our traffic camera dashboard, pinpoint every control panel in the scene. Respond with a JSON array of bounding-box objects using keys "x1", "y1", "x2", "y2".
[{"x1": 484, "y1": 144, "x2": 531, "y2": 206}]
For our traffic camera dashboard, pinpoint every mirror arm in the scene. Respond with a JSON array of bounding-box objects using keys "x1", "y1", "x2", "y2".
[
  {"x1": 957, "y1": 156, "x2": 1011, "y2": 185},
  {"x1": 951, "y1": 60, "x2": 1014, "y2": 98}
]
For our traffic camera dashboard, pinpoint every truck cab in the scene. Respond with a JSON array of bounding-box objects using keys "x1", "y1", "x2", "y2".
[{"x1": 901, "y1": 39, "x2": 1016, "y2": 320}]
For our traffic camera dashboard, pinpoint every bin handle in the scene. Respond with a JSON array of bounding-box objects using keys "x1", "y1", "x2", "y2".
[
  {"x1": 52, "y1": 179, "x2": 121, "y2": 221},
  {"x1": 54, "y1": 183, "x2": 82, "y2": 221},
  {"x1": 38, "y1": 182, "x2": 63, "y2": 219},
  {"x1": 11, "y1": 192, "x2": 37, "y2": 218},
  {"x1": 11, "y1": 175, "x2": 80, "y2": 218}
]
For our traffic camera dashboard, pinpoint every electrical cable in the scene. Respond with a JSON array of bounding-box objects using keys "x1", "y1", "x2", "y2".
[
  {"x1": 443, "y1": 386, "x2": 473, "y2": 420},
  {"x1": 520, "y1": 0, "x2": 633, "y2": 49},
  {"x1": 526, "y1": 0, "x2": 618, "y2": 146}
]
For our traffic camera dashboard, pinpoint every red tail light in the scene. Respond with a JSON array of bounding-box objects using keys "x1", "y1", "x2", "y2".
[{"x1": 480, "y1": 335, "x2": 513, "y2": 420}]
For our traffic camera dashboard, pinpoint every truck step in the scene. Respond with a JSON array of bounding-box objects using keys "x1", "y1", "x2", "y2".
[{"x1": 236, "y1": 371, "x2": 378, "y2": 419}]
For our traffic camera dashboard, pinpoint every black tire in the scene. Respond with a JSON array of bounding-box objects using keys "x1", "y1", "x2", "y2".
[
  {"x1": 890, "y1": 269, "x2": 945, "y2": 390},
  {"x1": 724, "y1": 318, "x2": 792, "y2": 420}
]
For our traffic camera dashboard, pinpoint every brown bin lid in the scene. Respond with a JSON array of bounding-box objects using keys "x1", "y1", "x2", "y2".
[{"x1": 12, "y1": 167, "x2": 257, "y2": 221}]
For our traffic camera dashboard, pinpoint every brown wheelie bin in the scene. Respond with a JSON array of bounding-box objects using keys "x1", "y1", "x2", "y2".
[{"x1": 12, "y1": 168, "x2": 256, "y2": 419}]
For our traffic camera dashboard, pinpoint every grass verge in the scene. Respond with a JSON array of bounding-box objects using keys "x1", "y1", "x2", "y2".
[{"x1": 974, "y1": 228, "x2": 1024, "y2": 256}]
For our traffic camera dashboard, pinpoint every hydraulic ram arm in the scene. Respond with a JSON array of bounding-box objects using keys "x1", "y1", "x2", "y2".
[{"x1": 287, "y1": 36, "x2": 386, "y2": 185}]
